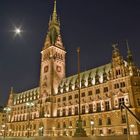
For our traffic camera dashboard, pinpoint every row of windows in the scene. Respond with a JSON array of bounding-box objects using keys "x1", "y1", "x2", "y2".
[
  {"x1": 12, "y1": 113, "x2": 37, "y2": 122},
  {"x1": 57, "y1": 88, "x2": 109, "y2": 102},
  {"x1": 114, "y1": 82, "x2": 125, "y2": 89},
  {"x1": 57, "y1": 101, "x2": 110, "y2": 117},
  {"x1": 10, "y1": 124, "x2": 36, "y2": 131},
  {"x1": 16, "y1": 90, "x2": 38, "y2": 99},
  {"x1": 14, "y1": 96, "x2": 39, "y2": 105},
  {"x1": 57, "y1": 115, "x2": 126, "y2": 129}
]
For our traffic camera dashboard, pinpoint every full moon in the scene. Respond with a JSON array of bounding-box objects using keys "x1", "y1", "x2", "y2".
[{"x1": 14, "y1": 27, "x2": 21, "y2": 35}]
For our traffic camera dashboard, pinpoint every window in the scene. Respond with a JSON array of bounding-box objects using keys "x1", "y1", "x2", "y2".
[
  {"x1": 137, "y1": 98, "x2": 140, "y2": 106},
  {"x1": 96, "y1": 89, "x2": 100, "y2": 94},
  {"x1": 57, "y1": 98, "x2": 61, "y2": 102},
  {"x1": 122, "y1": 114, "x2": 126, "y2": 123},
  {"x1": 63, "y1": 97, "x2": 66, "y2": 101},
  {"x1": 105, "y1": 101, "x2": 110, "y2": 111},
  {"x1": 106, "y1": 117, "x2": 111, "y2": 125},
  {"x1": 104, "y1": 87, "x2": 108, "y2": 92},
  {"x1": 124, "y1": 128, "x2": 127, "y2": 134},
  {"x1": 68, "y1": 108, "x2": 72, "y2": 116},
  {"x1": 44, "y1": 66, "x2": 48, "y2": 73},
  {"x1": 57, "y1": 122, "x2": 60, "y2": 128},
  {"x1": 120, "y1": 82, "x2": 125, "y2": 88},
  {"x1": 69, "y1": 121, "x2": 72, "y2": 126},
  {"x1": 75, "y1": 94, "x2": 78, "y2": 98},
  {"x1": 62, "y1": 109, "x2": 66, "y2": 116},
  {"x1": 57, "y1": 110, "x2": 60, "y2": 117},
  {"x1": 68, "y1": 95, "x2": 72, "y2": 100},
  {"x1": 83, "y1": 120, "x2": 86, "y2": 126},
  {"x1": 63, "y1": 122, "x2": 66, "y2": 128},
  {"x1": 82, "y1": 105, "x2": 85, "y2": 114},
  {"x1": 75, "y1": 107, "x2": 78, "y2": 115},
  {"x1": 116, "y1": 69, "x2": 121, "y2": 76},
  {"x1": 119, "y1": 98, "x2": 125, "y2": 108},
  {"x1": 114, "y1": 83, "x2": 119, "y2": 89},
  {"x1": 88, "y1": 91, "x2": 92, "y2": 96},
  {"x1": 97, "y1": 103, "x2": 101, "y2": 112},
  {"x1": 98, "y1": 118, "x2": 102, "y2": 125},
  {"x1": 81, "y1": 92, "x2": 85, "y2": 97},
  {"x1": 89, "y1": 104, "x2": 93, "y2": 113}
]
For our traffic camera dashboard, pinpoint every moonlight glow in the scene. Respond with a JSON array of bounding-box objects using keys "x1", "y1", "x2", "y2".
[{"x1": 13, "y1": 26, "x2": 23, "y2": 36}]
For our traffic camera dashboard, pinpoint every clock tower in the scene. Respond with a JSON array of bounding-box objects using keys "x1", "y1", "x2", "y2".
[{"x1": 40, "y1": 0, "x2": 66, "y2": 102}]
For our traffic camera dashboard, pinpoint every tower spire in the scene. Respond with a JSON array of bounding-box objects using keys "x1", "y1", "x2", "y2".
[{"x1": 52, "y1": 0, "x2": 57, "y2": 22}]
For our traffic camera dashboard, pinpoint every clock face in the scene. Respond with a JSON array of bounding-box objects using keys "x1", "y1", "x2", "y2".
[
  {"x1": 56, "y1": 65, "x2": 61, "y2": 72},
  {"x1": 44, "y1": 66, "x2": 48, "y2": 73}
]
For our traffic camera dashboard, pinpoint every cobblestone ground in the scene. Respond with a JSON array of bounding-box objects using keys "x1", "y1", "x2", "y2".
[{"x1": 0, "y1": 135, "x2": 139, "y2": 140}]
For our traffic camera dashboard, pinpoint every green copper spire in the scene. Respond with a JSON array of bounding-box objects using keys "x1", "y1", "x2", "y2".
[{"x1": 52, "y1": 0, "x2": 57, "y2": 22}]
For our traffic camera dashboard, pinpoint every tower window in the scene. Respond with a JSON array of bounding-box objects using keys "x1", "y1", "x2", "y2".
[
  {"x1": 68, "y1": 95, "x2": 72, "y2": 100},
  {"x1": 44, "y1": 66, "x2": 48, "y2": 73},
  {"x1": 96, "y1": 89, "x2": 100, "y2": 94},
  {"x1": 116, "y1": 69, "x2": 121, "y2": 76},
  {"x1": 81, "y1": 92, "x2": 85, "y2": 97},
  {"x1": 88, "y1": 91, "x2": 92, "y2": 96},
  {"x1": 104, "y1": 87, "x2": 108, "y2": 92},
  {"x1": 63, "y1": 97, "x2": 66, "y2": 101}
]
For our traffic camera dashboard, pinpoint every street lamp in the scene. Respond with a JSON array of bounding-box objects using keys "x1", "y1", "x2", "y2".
[
  {"x1": 1, "y1": 124, "x2": 6, "y2": 138},
  {"x1": 26, "y1": 102, "x2": 34, "y2": 138},
  {"x1": 130, "y1": 124, "x2": 135, "y2": 135},
  {"x1": 90, "y1": 120, "x2": 94, "y2": 135}
]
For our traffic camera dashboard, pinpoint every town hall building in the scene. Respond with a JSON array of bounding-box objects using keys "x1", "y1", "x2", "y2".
[{"x1": 3, "y1": 0, "x2": 140, "y2": 137}]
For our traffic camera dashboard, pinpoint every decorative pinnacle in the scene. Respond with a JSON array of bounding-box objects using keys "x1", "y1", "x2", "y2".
[
  {"x1": 126, "y1": 40, "x2": 131, "y2": 53},
  {"x1": 10, "y1": 87, "x2": 13, "y2": 94},
  {"x1": 52, "y1": 0, "x2": 57, "y2": 21},
  {"x1": 112, "y1": 43, "x2": 118, "y2": 50}
]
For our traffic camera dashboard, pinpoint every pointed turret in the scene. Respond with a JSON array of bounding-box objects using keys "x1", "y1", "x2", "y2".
[
  {"x1": 126, "y1": 40, "x2": 134, "y2": 65},
  {"x1": 7, "y1": 87, "x2": 14, "y2": 106},
  {"x1": 52, "y1": 0, "x2": 57, "y2": 22},
  {"x1": 44, "y1": 0, "x2": 64, "y2": 49}
]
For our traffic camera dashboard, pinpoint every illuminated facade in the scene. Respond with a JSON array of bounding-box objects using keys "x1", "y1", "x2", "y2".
[{"x1": 5, "y1": 0, "x2": 140, "y2": 137}]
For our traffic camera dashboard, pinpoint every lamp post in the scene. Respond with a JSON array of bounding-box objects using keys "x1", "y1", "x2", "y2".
[
  {"x1": 74, "y1": 48, "x2": 87, "y2": 137},
  {"x1": 26, "y1": 102, "x2": 34, "y2": 138},
  {"x1": 90, "y1": 120, "x2": 94, "y2": 136},
  {"x1": 1, "y1": 124, "x2": 6, "y2": 138}
]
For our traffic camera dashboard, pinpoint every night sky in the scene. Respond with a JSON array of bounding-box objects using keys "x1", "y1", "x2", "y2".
[{"x1": 0, "y1": 0, "x2": 140, "y2": 106}]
